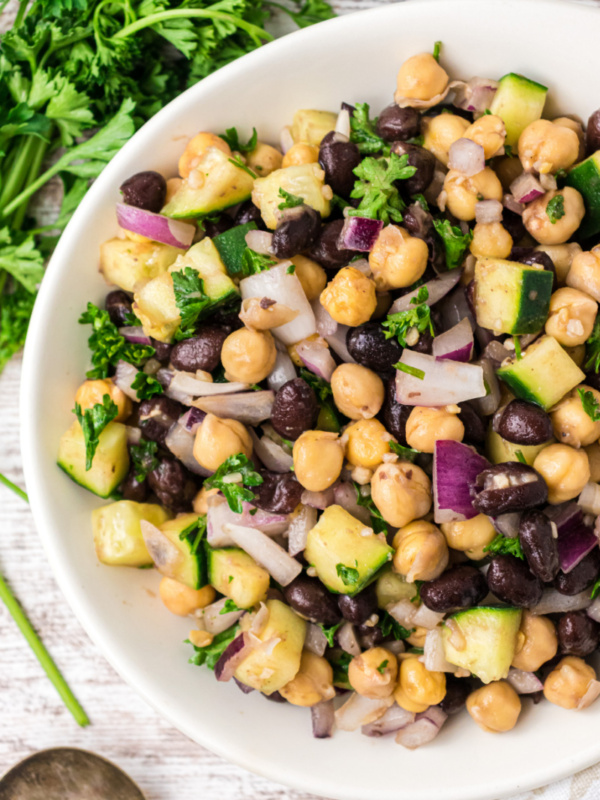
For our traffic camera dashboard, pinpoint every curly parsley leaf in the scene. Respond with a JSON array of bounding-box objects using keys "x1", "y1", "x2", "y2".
[
  {"x1": 349, "y1": 102, "x2": 389, "y2": 156},
  {"x1": 205, "y1": 453, "x2": 264, "y2": 514},
  {"x1": 130, "y1": 438, "x2": 159, "y2": 483},
  {"x1": 433, "y1": 219, "x2": 473, "y2": 271},
  {"x1": 585, "y1": 314, "x2": 600, "y2": 373},
  {"x1": 329, "y1": 650, "x2": 352, "y2": 687},
  {"x1": 299, "y1": 367, "x2": 343, "y2": 431},
  {"x1": 546, "y1": 194, "x2": 565, "y2": 224},
  {"x1": 336, "y1": 562, "x2": 360, "y2": 589},
  {"x1": 172, "y1": 267, "x2": 210, "y2": 339},
  {"x1": 348, "y1": 152, "x2": 416, "y2": 224},
  {"x1": 592, "y1": 577, "x2": 600, "y2": 600},
  {"x1": 219, "y1": 598, "x2": 242, "y2": 615},
  {"x1": 0, "y1": 284, "x2": 36, "y2": 373},
  {"x1": 378, "y1": 611, "x2": 412, "y2": 640},
  {"x1": 72, "y1": 394, "x2": 118, "y2": 470},
  {"x1": 376, "y1": 658, "x2": 389, "y2": 674},
  {"x1": 382, "y1": 285, "x2": 434, "y2": 347},
  {"x1": 0, "y1": 229, "x2": 45, "y2": 293},
  {"x1": 484, "y1": 534, "x2": 524, "y2": 559},
  {"x1": 188, "y1": 625, "x2": 239, "y2": 670},
  {"x1": 389, "y1": 441, "x2": 420, "y2": 462},
  {"x1": 241, "y1": 247, "x2": 276, "y2": 277},
  {"x1": 131, "y1": 370, "x2": 164, "y2": 400},
  {"x1": 319, "y1": 621, "x2": 342, "y2": 647},
  {"x1": 578, "y1": 388, "x2": 600, "y2": 421},
  {"x1": 278, "y1": 187, "x2": 304, "y2": 210},
  {"x1": 269, "y1": 0, "x2": 336, "y2": 28},
  {"x1": 219, "y1": 127, "x2": 257, "y2": 153},
  {"x1": 354, "y1": 482, "x2": 388, "y2": 536}
]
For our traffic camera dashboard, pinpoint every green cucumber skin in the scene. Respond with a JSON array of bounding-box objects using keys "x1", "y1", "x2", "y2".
[
  {"x1": 166, "y1": 194, "x2": 252, "y2": 219},
  {"x1": 513, "y1": 269, "x2": 553, "y2": 334},
  {"x1": 57, "y1": 461, "x2": 116, "y2": 499},
  {"x1": 496, "y1": 368, "x2": 548, "y2": 409},
  {"x1": 498, "y1": 73, "x2": 548, "y2": 93},
  {"x1": 567, "y1": 152, "x2": 600, "y2": 240}
]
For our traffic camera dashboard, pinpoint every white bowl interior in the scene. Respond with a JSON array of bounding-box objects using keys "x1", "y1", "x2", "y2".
[{"x1": 20, "y1": 1, "x2": 600, "y2": 797}]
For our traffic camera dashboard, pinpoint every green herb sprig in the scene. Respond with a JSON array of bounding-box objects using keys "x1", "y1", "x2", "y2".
[
  {"x1": 483, "y1": 534, "x2": 524, "y2": 559},
  {"x1": 72, "y1": 394, "x2": 118, "y2": 470},
  {"x1": 205, "y1": 453, "x2": 263, "y2": 513},
  {"x1": 433, "y1": 219, "x2": 473, "y2": 271},
  {"x1": 348, "y1": 152, "x2": 416, "y2": 224},
  {"x1": 578, "y1": 388, "x2": 600, "y2": 422},
  {"x1": 382, "y1": 285, "x2": 434, "y2": 347}
]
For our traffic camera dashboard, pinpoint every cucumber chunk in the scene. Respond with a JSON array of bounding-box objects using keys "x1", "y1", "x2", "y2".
[
  {"x1": 213, "y1": 221, "x2": 257, "y2": 276},
  {"x1": 252, "y1": 163, "x2": 332, "y2": 230},
  {"x1": 442, "y1": 606, "x2": 522, "y2": 684},
  {"x1": 291, "y1": 109, "x2": 337, "y2": 146},
  {"x1": 57, "y1": 420, "x2": 129, "y2": 498},
  {"x1": 473, "y1": 257, "x2": 553, "y2": 335},
  {"x1": 497, "y1": 335, "x2": 585, "y2": 410},
  {"x1": 304, "y1": 505, "x2": 393, "y2": 595},
  {"x1": 566, "y1": 151, "x2": 600, "y2": 239},
  {"x1": 235, "y1": 599, "x2": 306, "y2": 694},
  {"x1": 99, "y1": 238, "x2": 184, "y2": 293},
  {"x1": 375, "y1": 567, "x2": 417, "y2": 608},
  {"x1": 208, "y1": 546, "x2": 270, "y2": 608},
  {"x1": 486, "y1": 427, "x2": 551, "y2": 466},
  {"x1": 92, "y1": 500, "x2": 171, "y2": 566},
  {"x1": 153, "y1": 513, "x2": 208, "y2": 589},
  {"x1": 489, "y1": 73, "x2": 548, "y2": 147}
]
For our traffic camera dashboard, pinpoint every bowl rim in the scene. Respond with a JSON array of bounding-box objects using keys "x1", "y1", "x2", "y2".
[{"x1": 19, "y1": 0, "x2": 600, "y2": 797}]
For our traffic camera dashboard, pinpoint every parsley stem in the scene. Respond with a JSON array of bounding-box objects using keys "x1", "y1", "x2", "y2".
[
  {"x1": 0, "y1": 472, "x2": 28, "y2": 503},
  {"x1": 11, "y1": 137, "x2": 49, "y2": 232},
  {"x1": 0, "y1": 135, "x2": 37, "y2": 211},
  {"x1": 0, "y1": 570, "x2": 90, "y2": 727}
]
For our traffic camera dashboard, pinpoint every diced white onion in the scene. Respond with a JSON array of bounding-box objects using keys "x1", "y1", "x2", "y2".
[
  {"x1": 422, "y1": 628, "x2": 458, "y2": 672},
  {"x1": 578, "y1": 483, "x2": 600, "y2": 516},
  {"x1": 197, "y1": 597, "x2": 245, "y2": 634},
  {"x1": 475, "y1": 199, "x2": 503, "y2": 224},
  {"x1": 224, "y1": 523, "x2": 302, "y2": 586},
  {"x1": 395, "y1": 351, "x2": 486, "y2": 407},
  {"x1": 296, "y1": 339, "x2": 336, "y2": 382},
  {"x1": 335, "y1": 109, "x2": 351, "y2": 138},
  {"x1": 245, "y1": 229, "x2": 273, "y2": 254},
  {"x1": 531, "y1": 588, "x2": 592, "y2": 615},
  {"x1": 337, "y1": 621, "x2": 361, "y2": 656},
  {"x1": 448, "y1": 138, "x2": 485, "y2": 177},
  {"x1": 250, "y1": 430, "x2": 293, "y2": 473},
  {"x1": 287, "y1": 504, "x2": 317, "y2": 556},
  {"x1": 506, "y1": 668, "x2": 543, "y2": 694},
  {"x1": 335, "y1": 693, "x2": 394, "y2": 732},
  {"x1": 361, "y1": 704, "x2": 415, "y2": 737},
  {"x1": 510, "y1": 172, "x2": 544, "y2": 204},
  {"x1": 268, "y1": 347, "x2": 297, "y2": 391},
  {"x1": 193, "y1": 390, "x2": 274, "y2": 425},
  {"x1": 305, "y1": 622, "x2": 328, "y2": 657}
]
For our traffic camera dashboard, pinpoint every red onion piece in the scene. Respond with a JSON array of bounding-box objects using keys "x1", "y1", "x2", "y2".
[
  {"x1": 164, "y1": 423, "x2": 210, "y2": 476},
  {"x1": 215, "y1": 632, "x2": 255, "y2": 681},
  {"x1": 170, "y1": 371, "x2": 249, "y2": 398},
  {"x1": 432, "y1": 318, "x2": 474, "y2": 363},
  {"x1": 311, "y1": 699, "x2": 335, "y2": 739},
  {"x1": 503, "y1": 194, "x2": 525, "y2": 216},
  {"x1": 301, "y1": 488, "x2": 335, "y2": 510},
  {"x1": 193, "y1": 390, "x2": 274, "y2": 425},
  {"x1": 233, "y1": 677, "x2": 254, "y2": 694},
  {"x1": 338, "y1": 622, "x2": 361, "y2": 656},
  {"x1": 555, "y1": 510, "x2": 598, "y2": 574},
  {"x1": 335, "y1": 108, "x2": 351, "y2": 139},
  {"x1": 422, "y1": 628, "x2": 458, "y2": 672},
  {"x1": 395, "y1": 351, "x2": 486, "y2": 407},
  {"x1": 453, "y1": 76, "x2": 498, "y2": 115},
  {"x1": 178, "y1": 407, "x2": 205, "y2": 434},
  {"x1": 531, "y1": 589, "x2": 592, "y2": 615},
  {"x1": 395, "y1": 707, "x2": 447, "y2": 749},
  {"x1": 312, "y1": 299, "x2": 338, "y2": 337},
  {"x1": 510, "y1": 173, "x2": 544, "y2": 204},
  {"x1": 335, "y1": 693, "x2": 394, "y2": 732},
  {"x1": 333, "y1": 482, "x2": 371, "y2": 525},
  {"x1": 448, "y1": 138, "x2": 485, "y2": 177},
  {"x1": 268, "y1": 348, "x2": 297, "y2": 391},
  {"x1": 389, "y1": 271, "x2": 462, "y2": 315},
  {"x1": 287, "y1": 504, "x2": 317, "y2": 556},
  {"x1": 245, "y1": 229, "x2": 273, "y2": 254},
  {"x1": 197, "y1": 597, "x2": 245, "y2": 634},
  {"x1": 305, "y1": 622, "x2": 328, "y2": 656},
  {"x1": 250, "y1": 430, "x2": 293, "y2": 474},
  {"x1": 296, "y1": 339, "x2": 336, "y2": 382},
  {"x1": 362, "y1": 704, "x2": 415, "y2": 737},
  {"x1": 118, "y1": 326, "x2": 153, "y2": 346},
  {"x1": 116, "y1": 202, "x2": 194, "y2": 248},
  {"x1": 114, "y1": 359, "x2": 142, "y2": 401},
  {"x1": 475, "y1": 199, "x2": 503, "y2": 224},
  {"x1": 225, "y1": 523, "x2": 302, "y2": 586},
  {"x1": 433, "y1": 440, "x2": 490, "y2": 524},
  {"x1": 324, "y1": 326, "x2": 356, "y2": 364},
  {"x1": 506, "y1": 668, "x2": 543, "y2": 695},
  {"x1": 587, "y1": 596, "x2": 600, "y2": 623},
  {"x1": 338, "y1": 217, "x2": 384, "y2": 252}
]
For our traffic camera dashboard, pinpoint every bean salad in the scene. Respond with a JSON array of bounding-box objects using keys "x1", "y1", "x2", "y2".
[{"x1": 58, "y1": 44, "x2": 600, "y2": 747}]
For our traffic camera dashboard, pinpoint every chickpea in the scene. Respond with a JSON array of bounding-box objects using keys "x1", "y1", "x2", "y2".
[
  {"x1": 74, "y1": 378, "x2": 131, "y2": 422},
  {"x1": 512, "y1": 611, "x2": 558, "y2": 672},
  {"x1": 394, "y1": 655, "x2": 446, "y2": 713},
  {"x1": 522, "y1": 188, "x2": 585, "y2": 245},
  {"x1": 395, "y1": 52, "x2": 448, "y2": 104},
  {"x1": 179, "y1": 133, "x2": 231, "y2": 178},
  {"x1": 282, "y1": 142, "x2": 319, "y2": 169},
  {"x1": 533, "y1": 443, "x2": 590, "y2": 504},
  {"x1": 566, "y1": 245, "x2": 600, "y2": 302},
  {"x1": 320, "y1": 267, "x2": 377, "y2": 327},
  {"x1": 344, "y1": 418, "x2": 390, "y2": 469},
  {"x1": 165, "y1": 177, "x2": 182, "y2": 204},
  {"x1": 464, "y1": 114, "x2": 506, "y2": 159},
  {"x1": 553, "y1": 116, "x2": 586, "y2": 161},
  {"x1": 585, "y1": 441, "x2": 600, "y2": 483},
  {"x1": 406, "y1": 625, "x2": 428, "y2": 648},
  {"x1": 440, "y1": 514, "x2": 496, "y2": 560},
  {"x1": 470, "y1": 222, "x2": 513, "y2": 259},
  {"x1": 537, "y1": 242, "x2": 582, "y2": 285},
  {"x1": 290, "y1": 255, "x2": 327, "y2": 301},
  {"x1": 393, "y1": 520, "x2": 449, "y2": 582},
  {"x1": 467, "y1": 681, "x2": 521, "y2": 733},
  {"x1": 280, "y1": 651, "x2": 336, "y2": 706},
  {"x1": 348, "y1": 647, "x2": 398, "y2": 699},
  {"x1": 544, "y1": 656, "x2": 598, "y2": 710},
  {"x1": 369, "y1": 225, "x2": 429, "y2": 291},
  {"x1": 371, "y1": 461, "x2": 432, "y2": 528},
  {"x1": 551, "y1": 386, "x2": 600, "y2": 449},
  {"x1": 444, "y1": 167, "x2": 504, "y2": 222},
  {"x1": 193, "y1": 413, "x2": 252, "y2": 472},
  {"x1": 246, "y1": 142, "x2": 283, "y2": 176},
  {"x1": 193, "y1": 486, "x2": 219, "y2": 515},
  {"x1": 545, "y1": 287, "x2": 597, "y2": 347},
  {"x1": 518, "y1": 120, "x2": 580, "y2": 174},
  {"x1": 239, "y1": 298, "x2": 298, "y2": 331},
  {"x1": 423, "y1": 113, "x2": 470, "y2": 166},
  {"x1": 405, "y1": 405, "x2": 464, "y2": 453},
  {"x1": 189, "y1": 629, "x2": 214, "y2": 648},
  {"x1": 494, "y1": 155, "x2": 523, "y2": 192},
  {"x1": 331, "y1": 364, "x2": 384, "y2": 421},
  {"x1": 221, "y1": 327, "x2": 277, "y2": 384},
  {"x1": 159, "y1": 576, "x2": 215, "y2": 616},
  {"x1": 293, "y1": 430, "x2": 344, "y2": 491}
]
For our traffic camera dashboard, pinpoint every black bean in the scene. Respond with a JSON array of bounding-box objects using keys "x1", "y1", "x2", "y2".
[
  {"x1": 346, "y1": 323, "x2": 402, "y2": 375},
  {"x1": 494, "y1": 400, "x2": 553, "y2": 446},
  {"x1": 502, "y1": 209, "x2": 525, "y2": 244},
  {"x1": 271, "y1": 378, "x2": 319, "y2": 440},
  {"x1": 380, "y1": 376, "x2": 411, "y2": 444},
  {"x1": 585, "y1": 372, "x2": 600, "y2": 392},
  {"x1": 283, "y1": 575, "x2": 342, "y2": 625},
  {"x1": 510, "y1": 247, "x2": 557, "y2": 290},
  {"x1": 357, "y1": 623, "x2": 384, "y2": 649},
  {"x1": 265, "y1": 691, "x2": 287, "y2": 703},
  {"x1": 472, "y1": 462, "x2": 548, "y2": 516},
  {"x1": 120, "y1": 471, "x2": 148, "y2": 503},
  {"x1": 486, "y1": 554, "x2": 543, "y2": 607},
  {"x1": 318, "y1": 131, "x2": 361, "y2": 197},
  {"x1": 202, "y1": 214, "x2": 233, "y2": 238},
  {"x1": 557, "y1": 611, "x2": 600, "y2": 656},
  {"x1": 150, "y1": 339, "x2": 173, "y2": 364},
  {"x1": 458, "y1": 403, "x2": 486, "y2": 446},
  {"x1": 138, "y1": 396, "x2": 183, "y2": 446},
  {"x1": 411, "y1": 328, "x2": 434, "y2": 355},
  {"x1": 403, "y1": 203, "x2": 433, "y2": 240},
  {"x1": 105, "y1": 290, "x2": 133, "y2": 327},
  {"x1": 587, "y1": 109, "x2": 600, "y2": 156},
  {"x1": 555, "y1": 548, "x2": 600, "y2": 595},
  {"x1": 390, "y1": 141, "x2": 436, "y2": 194},
  {"x1": 423, "y1": 104, "x2": 472, "y2": 121},
  {"x1": 271, "y1": 206, "x2": 321, "y2": 259},
  {"x1": 519, "y1": 509, "x2": 559, "y2": 582},
  {"x1": 147, "y1": 458, "x2": 197, "y2": 511},
  {"x1": 252, "y1": 470, "x2": 303, "y2": 514},
  {"x1": 170, "y1": 326, "x2": 229, "y2": 372},
  {"x1": 375, "y1": 104, "x2": 421, "y2": 142},
  {"x1": 234, "y1": 200, "x2": 266, "y2": 229},
  {"x1": 437, "y1": 676, "x2": 472, "y2": 715},
  {"x1": 421, "y1": 566, "x2": 488, "y2": 612},
  {"x1": 338, "y1": 584, "x2": 378, "y2": 624},
  {"x1": 120, "y1": 170, "x2": 166, "y2": 213},
  {"x1": 309, "y1": 219, "x2": 358, "y2": 270}
]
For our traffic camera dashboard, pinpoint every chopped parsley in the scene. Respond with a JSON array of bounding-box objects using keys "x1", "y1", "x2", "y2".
[
  {"x1": 72, "y1": 394, "x2": 118, "y2": 471},
  {"x1": 376, "y1": 659, "x2": 389, "y2": 674},
  {"x1": 319, "y1": 621, "x2": 343, "y2": 647},
  {"x1": 394, "y1": 362, "x2": 425, "y2": 380},
  {"x1": 188, "y1": 625, "x2": 239, "y2": 670},
  {"x1": 130, "y1": 438, "x2": 159, "y2": 483},
  {"x1": 220, "y1": 598, "x2": 242, "y2": 615},
  {"x1": 172, "y1": 267, "x2": 210, "y2": 340},
  {"x1": 178, "y1": 515, "x2": 208, "y2": 555},
  {"x1": 219, "y1": 127, "x2": 258, "y2": 153},
  {"x1": 411, "y1": 193, "x2": 429, "y2": 211},
  {"x1": 378, "y1": 611, "x2": 412, "y2": 640},
  {"x1": 578, "y1": 388, "x2": 600, "y2": 422},
  {"x1": 432, "y1": 41, "x2": 442, "y2": 61},
  {"x1": 299, "y1": 367, "x2": 342, "y2": 430},
  {"x1": 546, "y1": 194, "x2": 565, "y2": 224},
  {"x1": 205, "y1": 453, "x2": 264, "y2": 514},
  {"x1": 354, "y1": 483, "x2": 388, "y2": 536},
  {"x1": 228, "y1": 156, "x2": 257, "y2": 179},
  {"x1": 278, "y1": 187, "x2": 304, "y2": 210},
  {"x1": 411, "y1": 580, "x2": 424, "y2": 605},
  {"x1": 329, "y1": 650, "x2": 352, "y2": 688},
  {"x1": 241, "y1": 247, "x2": 277, "y2": 277},
  {"x1": 585, "y1": 314, "x2": 600, "y2": 373},
  {"x1": 515, "y1": 450, "x2": 527, "y2": 465},
  {"x1": 389, "y1": 441, "x2": 420, "y2": 462},
  {"x1": 348, "y1": 152, "x2": 416, "y2": 224},
  {"x1": 131, "y1": 371, "x2": 164, "y2": 400},
  {"x1": 591, "y1": 577, "x2": 600, "y2": 600},
  {"x1": 349, "y1": 102, "x2": 390, "y2": 155},
  {"x1": 483, "y1": 534, "x2": 524, "y2": 559},
  {"x1": 79, "y1": 302, "x2": 154, "y2": 380},
  {"x1": 382, "y1": 285, "x2": 434, "y2": 347},
  {"x1": 513, "y1": 336, "x2": 522, "y2": 361},
  {"x1": 286, "y1": 264, "x2": 296, "y2": 274},
  {"x1": 433, "y1": 219, "x2": 474, "y2": 271},
  {"x1": 336, "y1": 562, "x2": 360, "y2": 590}
]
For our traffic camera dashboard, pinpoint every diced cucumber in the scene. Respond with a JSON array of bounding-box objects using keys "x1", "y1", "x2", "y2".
[
  {"x1": 235, "y1": 599, "x2": 306, "y2": 694},
  {"x1": 566, "y1": 151, "x2": 600, "y2": 239},
  {"x1": 162, "y1": 147, "x2": 254, "y2": 218},
  {"x1": 442, "y1": 606, "x2": 522, "y2": 684},
  {"x1": 489, "y1": 73, "x2": 548, "y2": 147},
  {"x1": 57, "y1": 420, "x2": 129, "y2": 498},
  {"x1": 99, "y1": 238, "x2": 184, "y2": 293},
  {"x1": 375, "y1": 567, "x2": 417, "y2": 608},
  {"x1": 92, "y1": 500, "x2": 171, "y2": 567},
  {"x1": 486, "y1": 427, "x2": 551, "y2": 466},
  {"x1": 207, "y1": 546, "x2": 270, "y2": 608},
  {"x1": 252, "y1": 163, "x2": 331, "y2": 230},
  {"x1": 497, "y1": 335, "x2": 585, "y2": 410},
  {"x1": 304, "y1": 505, "x2": 393, "y2": 595},
  {"x1": 213, "y1": 221, "x2": 257, "y2": 276},
  {"x1": 473, "y1": 257, "x2": 553, "y2": 335},
  {"x1": 156, "y1": 514, "x2": 208, "y2": 589},
  {"x1": 170, "y1": 238, "x2": 239, "y2": 307},
  {"x1": 291, "y1": 110, "x2": 337, "y2": 146}
]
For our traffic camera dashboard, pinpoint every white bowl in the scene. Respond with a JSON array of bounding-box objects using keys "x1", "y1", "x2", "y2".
[{"x1": 20, "y1": 0, "x2": 600, "y2": 797}]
